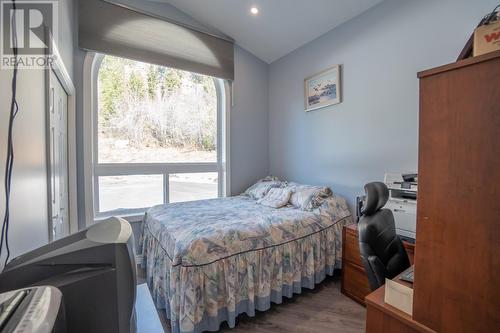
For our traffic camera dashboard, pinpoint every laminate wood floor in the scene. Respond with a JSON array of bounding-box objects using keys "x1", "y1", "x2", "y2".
[{"x1": 137, "y1": 268, "x2": 366, "y2": 333}]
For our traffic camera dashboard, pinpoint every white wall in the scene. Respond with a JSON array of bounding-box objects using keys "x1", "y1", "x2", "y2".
[
  {"x1": 230, "y1": 46, "x2": 269, "y2": 194},
  {"x1": 0, "y1": 66, "x2": 48, "y2": 268},
  {"x1": 0, "y1": 0, "x2": 76, "y2": 268},
  {"x1": 268, "y1": 0, "x2": 497, "y2": 210},
  {"x1": 57, "y1": 0, "x2": 77, "y2": 79}
]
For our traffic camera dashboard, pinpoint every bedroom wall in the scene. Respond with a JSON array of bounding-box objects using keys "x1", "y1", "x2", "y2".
[
  {"x1": 74, "y1": 1, "x2": 270, "y2": 227},
  {"x1": 0, "y1": 0, "x2": 76, "y2": 268},
  {"x1": 230, "y1": 46, "x2": 269, "y2": 195},
  {"x1": 268, "y1": 0, "x2": 497, "y2": 211}
]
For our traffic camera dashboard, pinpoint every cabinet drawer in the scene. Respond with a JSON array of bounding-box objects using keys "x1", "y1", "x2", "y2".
[
  {"x1": 344, "y1": 230, "x2": 363, "y2": 266},
  {"x1": 342, "y1": 262, "x2": 372, "y2": 303}
]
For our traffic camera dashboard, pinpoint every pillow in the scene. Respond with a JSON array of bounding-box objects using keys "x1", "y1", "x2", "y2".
[
  {"x1": 243, "y1": 176, "x2": 281, "y2": 199},
  {"x1": 287, "y1": 182, "x2": 333, "y2": 211},
  {"x1": 257, "y1": 187, "x2": 293, "y2": 208}
]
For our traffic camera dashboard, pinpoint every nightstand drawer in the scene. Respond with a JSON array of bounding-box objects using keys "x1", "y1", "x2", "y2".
[
  {"x1": 344, "y1": 230, "x2": 363, "y2": 266},
  {"x1": 342, "y1": 261, "x2": 371, "y2": 304}
]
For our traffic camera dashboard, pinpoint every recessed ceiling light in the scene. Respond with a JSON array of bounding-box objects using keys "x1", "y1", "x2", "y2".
[{"x1": 250, "y1": 7, "x2": 259, "y2": 15}]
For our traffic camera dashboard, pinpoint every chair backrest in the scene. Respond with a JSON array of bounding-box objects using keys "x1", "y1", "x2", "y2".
[{"x1": 358, "y1": 182, "x2": 410, "y2": 291}]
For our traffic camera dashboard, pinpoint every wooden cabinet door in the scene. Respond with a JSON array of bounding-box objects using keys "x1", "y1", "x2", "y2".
[{"x1": 413, "y1": 55, "x2": 500, "y2": 332}]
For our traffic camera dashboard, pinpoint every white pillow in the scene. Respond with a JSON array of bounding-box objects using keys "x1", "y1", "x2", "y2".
[
  {"x1": 257, "y1": 187, "x2": 293, "y2": 208},
  {"x1": 287, "y1": 182, "x2": 333, "y2": 211},
  {"x1": 243, "y1": 176, "x2": 281, "y2": 199}
]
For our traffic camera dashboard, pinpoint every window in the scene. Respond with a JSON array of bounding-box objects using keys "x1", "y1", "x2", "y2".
[{"x1": 85, "y1": 54, "x2": 229, "y2": 219}]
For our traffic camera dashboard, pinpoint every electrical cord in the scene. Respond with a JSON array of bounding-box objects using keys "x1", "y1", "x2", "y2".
[
  {"x1": 482, "y1": 4, "x2": 500, "y2": 24},
  {"x1": 1, "y1": 0, "x2": 19, "y2": 268}
]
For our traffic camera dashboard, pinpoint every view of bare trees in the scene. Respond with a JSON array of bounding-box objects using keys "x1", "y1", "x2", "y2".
[{"x1": 98, "y1": 55, "x2": 217, "y2": 163}]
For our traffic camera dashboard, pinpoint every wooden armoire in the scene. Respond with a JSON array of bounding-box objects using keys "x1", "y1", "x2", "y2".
[{"x1": 413, "y1": 50, "x2": 500, "y2": 332}]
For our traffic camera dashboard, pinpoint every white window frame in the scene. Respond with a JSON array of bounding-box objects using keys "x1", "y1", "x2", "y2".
[{"x1": 83, "y1": 52, "x2": 231, "y2": 225}]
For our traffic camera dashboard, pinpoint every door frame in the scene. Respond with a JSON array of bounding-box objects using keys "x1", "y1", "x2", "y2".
[{"x1": 45, "y1": 38, "x2": 77, "y2": 240}]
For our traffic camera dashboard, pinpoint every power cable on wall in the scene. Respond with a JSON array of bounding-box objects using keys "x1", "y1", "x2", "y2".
[{"x1": 1, "y1": 0, "x2": 20, "y2": 269}]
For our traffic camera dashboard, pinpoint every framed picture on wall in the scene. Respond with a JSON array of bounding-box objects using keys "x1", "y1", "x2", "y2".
[{"x1": 304, "y1": 65, "x2": 341, "y2": 112}]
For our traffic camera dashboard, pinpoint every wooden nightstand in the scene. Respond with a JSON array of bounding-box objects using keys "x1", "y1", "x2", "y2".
[{"x1": 341, "y1": 224, "x2": 414, "y2": 305}]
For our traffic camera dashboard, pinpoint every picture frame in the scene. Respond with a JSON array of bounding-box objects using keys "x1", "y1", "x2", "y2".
[{"x1": 304, "y1": 65, "x2": 341, "y2": 112}]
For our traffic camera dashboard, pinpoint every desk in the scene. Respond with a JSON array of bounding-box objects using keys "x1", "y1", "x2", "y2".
[
  {"x1": 341, "y1": 224, "x2": 415, "y2": 305},
  {"x1": 365, "y1": 267, "x2": 434, "y2": 333},
  {"x1": 367, "y1": 53, "x2": 500, "y2": 333}
]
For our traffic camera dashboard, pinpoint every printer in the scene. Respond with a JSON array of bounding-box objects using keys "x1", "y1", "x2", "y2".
[{"x1": 383, "y1": 173, "x2": 417, "y2": 241}]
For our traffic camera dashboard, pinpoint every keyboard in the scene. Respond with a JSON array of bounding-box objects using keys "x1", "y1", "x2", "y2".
[
  {"x1": 0, "y1": 290, "x2": 29, "y2": 330},
  {"x1": 399, "y1": 267, "x2": 414, "y2": 283}
]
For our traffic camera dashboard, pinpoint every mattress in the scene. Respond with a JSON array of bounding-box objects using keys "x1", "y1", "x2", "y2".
[{"x1": 141, "y1": 194, "x2": 352, "y2": 333}]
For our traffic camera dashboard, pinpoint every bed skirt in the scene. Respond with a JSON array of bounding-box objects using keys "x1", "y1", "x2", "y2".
[{"x1": 142, "y1": 217, "x2": 349, "y2": 333}]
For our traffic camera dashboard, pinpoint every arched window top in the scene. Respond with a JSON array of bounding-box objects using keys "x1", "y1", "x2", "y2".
[{"x1": 83, "y1": 53, "x2": 229, "y2": 220}]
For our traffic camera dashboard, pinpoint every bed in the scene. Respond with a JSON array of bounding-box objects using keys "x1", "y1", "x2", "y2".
[{"x1": 141, "y1": 190, "x2": 352, "y2": 333}]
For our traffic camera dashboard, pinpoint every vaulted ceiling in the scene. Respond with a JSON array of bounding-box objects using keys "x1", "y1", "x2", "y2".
[{"x1": 150, "y1": 0, "x2": 384, "y2": 63}]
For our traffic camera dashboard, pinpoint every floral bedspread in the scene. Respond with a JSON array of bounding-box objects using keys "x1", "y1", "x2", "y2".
[{"x1": 142, "y1": 194, "x2": 352, "y2": 333}]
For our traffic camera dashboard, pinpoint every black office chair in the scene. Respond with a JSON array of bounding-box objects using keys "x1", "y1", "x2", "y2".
[{"x1": 358, "y1": 182, "x2": 410, "y2": 291}]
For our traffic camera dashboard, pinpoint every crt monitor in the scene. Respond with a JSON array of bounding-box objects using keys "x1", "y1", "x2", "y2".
[{"x1": 0, "y1": 217, "x2": 137, "y2": 333}]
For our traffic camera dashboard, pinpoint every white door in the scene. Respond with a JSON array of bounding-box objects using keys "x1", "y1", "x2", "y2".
[{"x1": 48, "y1": 71, "x2": 70, "y2": 240}]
